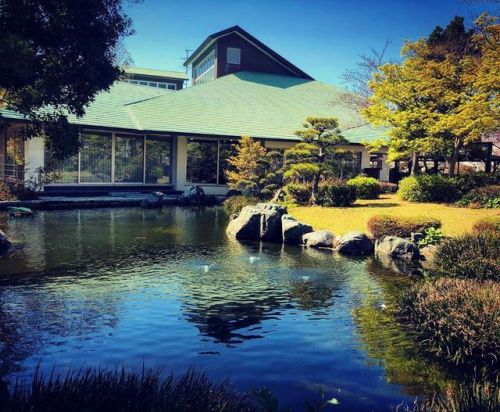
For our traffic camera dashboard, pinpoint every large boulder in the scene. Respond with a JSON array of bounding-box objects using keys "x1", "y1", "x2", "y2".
[
  {"x1": 281, "y1": 214, "x2": 313, "y2": 244},
  {"x1": 375, "y1": 236, "x2": 420, "y2": 260},
  {"x1": 140, "y1": 191, "x2": 164, "y2": 208},
  {"x1": 0, "y1": 229, "x2": 12, "y2": 251},
  {"x1": 179, "y1": 185, "x2": 206, "y2": 206},
  {"x1": 226, "y1": 203, "x2": 287, "y2": 241},
  {"x1": 302, "y1": 230, "x2": 334, "y2": 248},
  {"x1": 336, "y1": 231, "x2": 373, "y2": 255}
]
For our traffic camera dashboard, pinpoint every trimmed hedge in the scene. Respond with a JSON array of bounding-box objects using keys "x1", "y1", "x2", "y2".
[
  {"x1": 318, "y1": 181, "x2": 357, "y2": 207},
  {"x1": 398, "y1": 175, "x2": 459, "y2": 203},
  {"x1": 346, "y1": 176, "x2": 380, "y2": 199},
  {"x1": 223, "y1": 195, "x2": 259, "y2": 215},
  {"x1": 399, "y1": 278, "x2": 500, "y2": 368},
  {"x1": 472, "y1": 216, "x2": 500, "y2": 235},
  {"x1": 367, "y1": 214, "x2": 442, "y2": 238},
  {"x1": 434, "y1": 233, "x2": 500, "y2": 281},
  {"x1": 284, "y1": 183, "x2": 311, "y2": 205}
]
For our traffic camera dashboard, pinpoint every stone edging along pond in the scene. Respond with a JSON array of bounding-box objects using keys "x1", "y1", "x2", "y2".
[{"x1": 226, "y1": 203, "x2": 429, "y2": 266}]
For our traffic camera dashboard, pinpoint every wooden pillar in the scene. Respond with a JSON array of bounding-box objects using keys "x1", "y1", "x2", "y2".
[{"x1": 485, "y1": 143, "x2": 493, "y2": 173}]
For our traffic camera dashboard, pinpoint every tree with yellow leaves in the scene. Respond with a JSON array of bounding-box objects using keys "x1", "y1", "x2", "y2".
[{"x1": 363, "y1": 14, "x2": 500, "y2": 176}]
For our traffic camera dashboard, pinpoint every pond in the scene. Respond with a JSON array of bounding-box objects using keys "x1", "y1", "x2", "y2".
[{"x1": 0, "y1": 207, "x2": 454, "y2": 411}]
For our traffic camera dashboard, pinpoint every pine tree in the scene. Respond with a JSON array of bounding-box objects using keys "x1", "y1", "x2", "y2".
[{"x1": 284, "y1": 117, "x2": 347, "y2": 204}]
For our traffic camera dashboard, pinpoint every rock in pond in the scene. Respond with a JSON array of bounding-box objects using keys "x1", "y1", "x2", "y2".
[
  {"x1": 375, "y1": 236, "x2": 420, "y2": 260},
  {"x1": 0, "y1": 229, "x2": 12, "y2": 251},
  {"x1": 302, "y1": 230, "x2": 334, "y2": 248},
  {"x1": 281, "y1": 214, "x2": 312, "y2": 244},
  {"x1": 141, "y1": 191, "x2": 164, "y2": 208},
  {"x1": 179, "y1": 185, "x2": 205, "y2": 206},
  {"x1": 336, "y1": 231, "x2": 373, "y2": 255},
  {"x1": 226, "y1": 203, "x2": 287, "y2": 241}
]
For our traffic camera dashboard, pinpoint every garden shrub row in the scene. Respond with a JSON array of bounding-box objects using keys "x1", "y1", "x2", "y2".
[
  {"x1": 398, "y1": 278, "x2": 499, "y2": 368},
  {"x1": 397, "y1": 172, "x2": 500, "y2": 205},
  {"x1": 434, "y1": 232, "x2": 500, "y2": 281},
  {"x1": 367, "y1": 215, "x2": 441, "y2": 238},
  {"x1": 345, "y1": 176, "x2": 380, "y2": 199},
  {"x1": 472, "y1": 215, "x2": 500, "y2": 235},
  {"x1": 284, "y1": 180, "x2": 357, "y2": 206}
]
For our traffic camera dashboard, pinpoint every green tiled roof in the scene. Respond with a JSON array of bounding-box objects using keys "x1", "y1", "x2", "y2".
[
  {"x1": 1, "y1": 72, "x2": 384, "y2": 143},
  {"x1": 125, "y1": 66, "x2": 189, "y2": 80},
  {"x1": 128, "y1": 71, "x2": 383, "y2": 143}
]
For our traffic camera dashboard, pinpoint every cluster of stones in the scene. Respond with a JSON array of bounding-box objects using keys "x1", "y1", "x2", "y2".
[{"x1": 226, "y1": 203, "x2": 424, "y2": 262}]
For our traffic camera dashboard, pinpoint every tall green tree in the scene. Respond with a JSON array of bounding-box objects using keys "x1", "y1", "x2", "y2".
[
  {"x1": 0, "y1": 0, "x2": 136, "y2": 159},
  {"x1": 284, "y1": 117, "x2": 347, "y2": 204},
  {"x1": 363, "y1": 14, "x2": 500, "y2": 176}
]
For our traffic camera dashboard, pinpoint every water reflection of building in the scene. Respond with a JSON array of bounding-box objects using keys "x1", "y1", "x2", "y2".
[{"x1": 178, "y1": 243, "x2": 346, "y2": 345}]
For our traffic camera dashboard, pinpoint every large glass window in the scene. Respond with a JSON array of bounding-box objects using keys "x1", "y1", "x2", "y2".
[
  {"x1": 79, "y1": 132, "x2": 112, "y2": 183},
  {"x1": 45, "y1": 152, "x2": 79, "y2": 183},
  {"x1": 218, "y1": 140, "x2": 237, "y2": 185},
  {"x1": 193, "y1": 50, "x2": 215, "y2": 85},
  {"x1": 145, "y1": 136, "x2": 171, "y2": 184},
  {"x1": 186, "y1": 139, "x2": 218, "y2": 184},
  {"x1": 115, "y1": 134, "x2": 144, "y2": 183}
]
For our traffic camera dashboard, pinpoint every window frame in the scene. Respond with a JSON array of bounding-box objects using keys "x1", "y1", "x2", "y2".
[
  {"x1": 46, "y1": 130, "x2": 173, "y2": 186},
  {"x1": 226, "y1": 47, "x2": 241, "y2": 65},
  {"x1": 184, "y1": 137, "x2": 237, "y2": 186}
]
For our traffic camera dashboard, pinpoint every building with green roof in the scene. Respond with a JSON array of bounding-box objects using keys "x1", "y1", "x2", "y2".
[{"x1": 0, "y1": 25, "x2": 390, "y2": 196}]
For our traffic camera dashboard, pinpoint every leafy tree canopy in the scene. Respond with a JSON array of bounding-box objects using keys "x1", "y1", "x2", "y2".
[
  {"x1": 0, "y1": 0, "x2": 135, "y2": 159},
  {"x1": 362, "y1": 14, "x2": 500, "y2": 176}
]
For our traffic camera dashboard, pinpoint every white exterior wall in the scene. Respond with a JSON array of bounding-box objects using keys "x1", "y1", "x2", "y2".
[{"x1": 24, "y1": 136, "x2": 45, "y2": 183}]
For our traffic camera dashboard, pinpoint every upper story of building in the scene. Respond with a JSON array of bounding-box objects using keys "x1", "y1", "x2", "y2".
[
  {"x1": 184, "y1": 25, "x2": 314, "y2": 86},
  {"x1": 123, "y1": 67, "x2": 189, "y2": 90}
]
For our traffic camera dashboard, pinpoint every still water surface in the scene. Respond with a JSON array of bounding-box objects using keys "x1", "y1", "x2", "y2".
[{"x1": 0, "y1": 208, "x2": 452, "y2": 411}]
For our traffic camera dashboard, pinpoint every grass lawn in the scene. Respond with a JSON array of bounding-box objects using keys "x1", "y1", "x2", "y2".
[{"x1": 289, "y1": 194, "x2": 500, "y2": 237}]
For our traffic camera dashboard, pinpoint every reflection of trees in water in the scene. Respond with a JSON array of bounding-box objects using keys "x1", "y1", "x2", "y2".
[{"x1": 352, "y1": 258, "x2": 456, "y2": 396}]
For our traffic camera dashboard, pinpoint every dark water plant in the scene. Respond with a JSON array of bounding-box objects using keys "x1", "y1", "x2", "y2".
[
  {"x1": 1, "y1": 367, "x2": 257, "y2": 412},
  {"x1": 398, "y1": 278, "x2": 500, "y2": 369},
  {"x1": 397, "y1": 379, "x2": 500, "y2": 412},
  {"x1": 434, "y1": 233, "x2": 500, "y2": 281}
]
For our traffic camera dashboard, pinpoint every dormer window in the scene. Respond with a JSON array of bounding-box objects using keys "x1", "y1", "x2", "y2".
[{"x1": 227, "y1": 47, "x2": 241, "y2": 65}]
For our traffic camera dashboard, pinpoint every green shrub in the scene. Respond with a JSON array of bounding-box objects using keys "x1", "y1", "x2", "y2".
[
  {"x1": 472, "y1": 216, "x2": 500, "y2": 235},
  {"x1": 346, "y1": 176, "x2": 380, "y2": 199},
  {"x1": 398, "y1": 175, "x2": 459, "y2": 203},
  {"x1": 456, "y1": 186, "x2": 500, "y2": 209},
  {"x1": 1, "y1": 367, "x2": 257, "y2": 412},
  {"x1": 0, "y1": 181, "x2": 16, "y2": 201},
  {"x1": 452, "y1": 171, "x2": 499, "y2": 196},
  {"x1": 398, "y1": 278, "x2": 500, "y2": 368},
  {"x1": 223, "y1": 195, "x2": 259, "y2": 215},
  {"x1": 284, "y1": 183, "x2": 311, "y2": 205},
  {"x1": 419, "y1": 227, "x2": 444, "y2": 246},
  {"x1": 318, "y1": 181, "x2": 357, "y2": 207},
  {"x1": 401, "y1": 379, "x2": 500, "y2": 412},
  {"x1": 434, "y1": 233, "x2": 500, "y2": 281},
  {"x1": 367, "y1": 215, "x2": 442, "y2": 238},
  {"x1": 380, "y1": 182, "x2": 398, "y2": 194}
]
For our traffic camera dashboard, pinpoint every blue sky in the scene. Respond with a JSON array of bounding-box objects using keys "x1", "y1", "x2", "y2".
[{"x1": 124, "y1": 0, "x2": 498, "y2": 86}]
